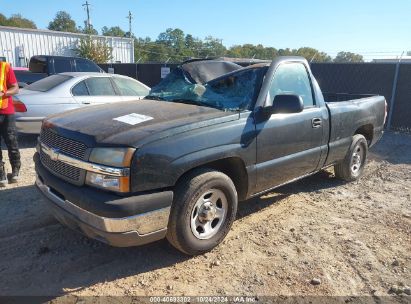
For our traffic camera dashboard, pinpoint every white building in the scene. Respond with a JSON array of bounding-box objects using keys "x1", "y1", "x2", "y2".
[
  {"x1": 372, "y1": 56, "x2": 411, "y2": 63},
  {"x1": 0, "y1": 26, "x2": 134, "y2": 67}
]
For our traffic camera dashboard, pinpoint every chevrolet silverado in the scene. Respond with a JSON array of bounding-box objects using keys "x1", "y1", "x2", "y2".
[{"x1": 34, "y1": 57, "x2": 386, "y2": 255}]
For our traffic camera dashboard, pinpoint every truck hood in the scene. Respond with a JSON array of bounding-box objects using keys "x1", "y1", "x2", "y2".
[{"x1": 46, "y1": 99, "x2": 239, "y2": 147}]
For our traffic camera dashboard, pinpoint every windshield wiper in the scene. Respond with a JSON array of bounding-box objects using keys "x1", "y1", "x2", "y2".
[
  {"x1": 171, "y1": 99, "x2": 200, "y2": 106},
  {"x1": 145, "y1": 95, "x2": 166, "y2": 101},
  {"x1": 171, "y1": 99, "x2": 223, "y2": 110}
]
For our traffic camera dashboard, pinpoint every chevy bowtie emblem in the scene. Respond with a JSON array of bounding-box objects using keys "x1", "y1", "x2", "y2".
[{"x1": 49, "y1": 148, "x2": 60, "y2": 161}]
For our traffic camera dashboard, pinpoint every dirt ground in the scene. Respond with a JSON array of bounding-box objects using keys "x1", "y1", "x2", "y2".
[{"x1": 0, "y1": 131, "x2": 410, "y2": 303}]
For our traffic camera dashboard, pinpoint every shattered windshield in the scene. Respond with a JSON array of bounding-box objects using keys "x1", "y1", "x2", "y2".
[{"x1": 147, "y1": 66, "x2": 265, "y2": 111}]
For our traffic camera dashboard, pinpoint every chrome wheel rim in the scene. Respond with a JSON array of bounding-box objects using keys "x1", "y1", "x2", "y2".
[
  {"x1": 190, "y1": 189, "x2": 228, "y2": 240},
  {"x1": 351, "y1": 144, "x2": 364, "y2": 175}
]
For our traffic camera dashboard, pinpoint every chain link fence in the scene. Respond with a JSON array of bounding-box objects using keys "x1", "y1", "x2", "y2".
[
  {"x1": 391, "y1": 64, "x2": 411, "y2": 132},
  {"x1": 311, "y1": 62, "x2": 411, "y2": 132},
  {"x1": 99, "y1": 63, "x2": 178, "y2": 88}
]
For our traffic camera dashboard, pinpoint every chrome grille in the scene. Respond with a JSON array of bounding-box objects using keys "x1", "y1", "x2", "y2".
[
  {"x1": 40, "y1": 128, "x2": 88, "y2": 160},
  {"x1": 40, "y1": 150, "x2": 81, "y2": 182}
]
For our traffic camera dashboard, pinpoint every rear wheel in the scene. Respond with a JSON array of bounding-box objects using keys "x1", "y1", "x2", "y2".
[
  {"x1": 334, "y1": 134, "x2": 368, "y2": 181},
  {"x1": 167, "y1": 168, "x2": 238, "y2": 255}
]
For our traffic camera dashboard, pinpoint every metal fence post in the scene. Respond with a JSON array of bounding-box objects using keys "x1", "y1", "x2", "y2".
[{"x1": 387, "y1": 53, "x2": 404, "y2": 130}]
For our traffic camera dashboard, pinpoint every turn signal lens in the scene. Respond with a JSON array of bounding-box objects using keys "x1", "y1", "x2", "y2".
[{"x1": 86, "y1": 172, "x2": 130, "y2": 193}]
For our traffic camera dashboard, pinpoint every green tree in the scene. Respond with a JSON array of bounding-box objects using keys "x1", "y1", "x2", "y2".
[
  {"x1": 157, "y1": 28, "x2": 185, "y2": 49},
  {"x1": 75, "y1": 36, "x2": 112, "y2": 63},
  {"x1": 295, "y1": 47, "x2": 332, "y2": 62},
  {"x1": 278, "y1": 48, "x2": 294, "y2": 56},
  {"x1": 102, "y1": 26, "x2": 126, "y2": 37},
  {"x1": 201, "y1": 36, "x2": 226, "y2": 58},
  {"x1": 156, "y1": 28, "x2": 195, "y2": 62},
  {"x1": 334, "y1": 51, "x2": 364, "y2": 63},
  {"x1": 146, "y1": 43, "x2": 170, "y2": 62},
  {"x1": 227, "y1": 44, "x2": 277, "y2": 60},
  {"x1": 134, "y1": 37, "x2": 152, "y2": 62},
  {"x1": 0, "y1": 13, "x2": 7, "y2": 26},
  {"x1": 184, "y1": 34, "x2": 204, "y2": 58},
  {"x1": 184, "y1": 34, "x2": 196, "y2": 49},
  {"x1": 79, "y1": 21, "x2": 98, "y2": 35},
  {"x1": 157, "y1": 28, "x2": 185, "y2": 61},
  {"x1": 6, "y1": 14, "x2": 36, "y2": 29},
  {"x1": 48, "y1": 11, "x2": 78, "y2": 33},
  {"x1": 131, "y1": 27, "x2": 347, "y2": 63}
]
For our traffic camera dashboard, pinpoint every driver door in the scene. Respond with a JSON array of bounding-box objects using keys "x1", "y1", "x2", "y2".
[{"x1": 255, "y1": 62, "x2": 324, "y2": 193}]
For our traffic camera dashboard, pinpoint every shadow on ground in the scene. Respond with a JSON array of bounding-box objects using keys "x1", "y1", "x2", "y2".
[
  {"x1": 369, "y1": 131, "x2": 411, "y2": 165},
  {"x1": 0, "y1": 169, "x2": 346, "y2": 300},
  {"x1": 0, "y1": 131, "x2": 408, "y2": 299}
]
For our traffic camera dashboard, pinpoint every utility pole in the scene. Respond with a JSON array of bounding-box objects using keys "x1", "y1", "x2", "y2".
[
  {"x1": 127, "y1": 11, "x2": 133, "y2": 38},
  {"x1": 387, "y1": 51, "x2": 404, "y2": 130},
  {"x1": 83, "y1": 1, "x2": 91, "y2": 32}
]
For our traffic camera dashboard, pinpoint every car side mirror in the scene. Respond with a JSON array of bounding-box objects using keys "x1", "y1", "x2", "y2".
[{"x1": 271, "y1": 94, "x2": 304, "y2": 114}]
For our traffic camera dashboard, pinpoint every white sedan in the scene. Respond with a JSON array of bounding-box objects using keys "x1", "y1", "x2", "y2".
[{"x1": 13, "y1": 72, "x2": 150, "y2": 134}]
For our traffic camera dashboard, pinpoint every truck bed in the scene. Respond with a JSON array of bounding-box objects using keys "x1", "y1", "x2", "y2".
[
  {"x1": 14, "y1": 70, "x2": 47, "y2": 87},
  {"x1": 323, "y1": 92, "x2": 377, "y2": 102},
  {"x1": 323, "y1": 93, "x2": 386, "y2": 167}
]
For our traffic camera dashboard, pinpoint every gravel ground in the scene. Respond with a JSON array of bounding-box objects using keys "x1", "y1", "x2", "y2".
[{"x1": 0, "y1": 131, "x2": 410, "y2": 303}]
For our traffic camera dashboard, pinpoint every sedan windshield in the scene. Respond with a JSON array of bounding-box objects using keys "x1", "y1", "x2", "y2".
[{"x1": 148, "y1": 67, "x2": 265, "y2": 111}]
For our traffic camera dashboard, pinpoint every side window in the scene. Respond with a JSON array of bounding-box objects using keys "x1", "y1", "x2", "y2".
[
  {"x1": 53, "y1": 58, "x2": 73, "y2": 73},
  {"x1": 85, "y1": 77, "x2": 116, "y2": 96},
  {"x1": 113, "y1": 77, "x2": 149, "y2": 96},
  {"x1": 72, "y1": 81, "x2": 89, "y2": 96},
  {"x1": 269, "y1": 63, "x2": 314, "y2": 107}
]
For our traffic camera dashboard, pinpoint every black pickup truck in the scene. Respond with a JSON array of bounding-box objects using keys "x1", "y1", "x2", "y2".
[
  {"x1": 34, "y1": 57, "x2": 386, "y2": 255},
  {"x1": 14, "y1": 55, "x2": 103, "y2": 87}
]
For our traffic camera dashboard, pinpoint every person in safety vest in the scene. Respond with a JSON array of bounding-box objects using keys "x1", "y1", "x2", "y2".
[{"x1": 0, "y1": 60, "x2": 20, "y2": 187}]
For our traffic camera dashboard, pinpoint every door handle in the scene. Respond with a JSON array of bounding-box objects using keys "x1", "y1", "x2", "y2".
[{"x1": 312, "y1": 118, "x2": 322, "y2": 128}]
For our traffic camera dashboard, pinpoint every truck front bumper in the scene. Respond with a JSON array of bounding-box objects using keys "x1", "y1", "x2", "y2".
[{"x1": 35, "y1": 155, "x2": 173, "y2": 247}]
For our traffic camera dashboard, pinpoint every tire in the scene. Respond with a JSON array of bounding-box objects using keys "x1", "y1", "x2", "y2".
[
  {"x1": 167, "y1": 168, "x2": 238, "y2": 255},
  {"x1": 334, "y1": 134, "x2": 368, "y2": 182}
]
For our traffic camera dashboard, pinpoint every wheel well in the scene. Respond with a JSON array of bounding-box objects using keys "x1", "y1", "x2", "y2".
[
  {"x1": 355, "y1": 124, "x2": 373, "y2": 146},
  {"x1": 176, "y1": 158, "x2": 249, "y2": 201}
]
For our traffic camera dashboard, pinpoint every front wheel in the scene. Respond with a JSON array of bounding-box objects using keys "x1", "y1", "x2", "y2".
[
  {"x1": 167, "y1": 168, "x2": 238, "y2": 255},
  {"x1": 334, "y1": 134, "x2": 368, "y2": 181}
]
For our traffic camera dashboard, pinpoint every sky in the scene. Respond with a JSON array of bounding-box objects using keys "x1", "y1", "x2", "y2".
[{"x1": 1, "y1": 0, "x2": 410, "y2": 60}]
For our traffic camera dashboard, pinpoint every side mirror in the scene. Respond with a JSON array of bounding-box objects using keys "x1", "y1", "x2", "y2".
[
  {"x1": 272, "y1": 94, "x2": 304, "y2": 114},
  {"x1": 255, "y1": 94, "x2": 304, "y2": 122}
]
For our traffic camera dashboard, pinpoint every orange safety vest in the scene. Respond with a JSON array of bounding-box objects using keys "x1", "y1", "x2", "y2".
[{"x1": 0, "y1": 62, "x2": 10, "y2": 110}]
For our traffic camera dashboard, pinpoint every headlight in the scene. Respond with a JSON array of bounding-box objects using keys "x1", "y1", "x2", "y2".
[
  {"x1": 89, "y1": 147, "x2": 135, "y2": 167},
  {"x1": 86, "y1": 147, "x2": 135, "y2": 193},
  {"x1": 86, "y1": 172, "x2": 130, "y2": 193}
]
